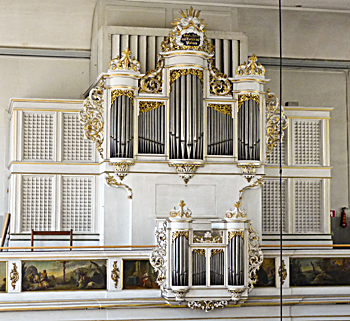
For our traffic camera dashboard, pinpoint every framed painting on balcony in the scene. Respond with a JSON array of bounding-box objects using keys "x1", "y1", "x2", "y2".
[
  {"x1": 122, "y1": 259, "x2": 159, "y2": 290},
  {"x1": 22, "y1": 260, "x2": 107, "y2": 291}
]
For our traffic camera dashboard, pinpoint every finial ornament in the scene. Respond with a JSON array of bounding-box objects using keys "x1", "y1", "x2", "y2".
[
  {"x1": 170, "y1": 200, "x2": 192, "y2": 218},
  {"x1": 236, "y1": 54, "x2": 265, "y2": 77},
  {"x1": 109, "y1": 48, "x2": 140, "y2": 72}
]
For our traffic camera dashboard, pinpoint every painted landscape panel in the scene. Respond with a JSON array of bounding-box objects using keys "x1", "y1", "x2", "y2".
[
  {"x1": 290, "y1": 258, "x2": 350, "y2": 286},
  {"x1": 22, "y1": 260, "x2": 107, "y2": 291},
  {"x1": 0, "y1": 262, "x2": 6, "y2": 292},
  {"x1": 123, "y1": 260, "x2": 159, "y2": 289},
  {"x1": 256, "y1": 257, "x2": 276, "y2": 287}
]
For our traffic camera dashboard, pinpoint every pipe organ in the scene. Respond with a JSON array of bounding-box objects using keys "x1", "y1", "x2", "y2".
[
  {"x1": 81, "y1": 6, "x2": 273, "y2": 174},
  {"x1": 150, "y1": 200, "x2": 263, "y2": 307},
  {"x1": 79, "y1": 6, "x2": 286, "y2": 310}
]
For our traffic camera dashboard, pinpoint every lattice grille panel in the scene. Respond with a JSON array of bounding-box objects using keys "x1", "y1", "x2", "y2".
[
  {"x1": 61, "y1": 177, "x2": 93, "y2": 232},
  {"x1": 21, "y1": 176, "x2": 53, "y2": 232},
  {"x1": 266, "y1": 140, "x2": 286, "y2": 165},
  {"x1": 63, "y1": 113, "x2": 93, "y2": 161},
  {"x1": 295, "y1": 180, "x2": 322, "y2": 233},
  {"x1": 294, "y1": 120, "x2": 321, "y2": 165},
  {"x1": 23, "y1": 112, "x2": 54, "y2": 160},
  {"x1": 262, "y1": 179, "x2": 286, "y2": 233}
]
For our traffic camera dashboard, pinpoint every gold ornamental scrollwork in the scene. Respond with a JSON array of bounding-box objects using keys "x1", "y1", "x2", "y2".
[
  {"x1": 209, "y1": 59, "x2": 232, "y2": 96},
  {"x1": 266, "y1": 89, "x2": 288, "y2": 160},
  {"x1": 225, "y1": 177, "x2": 263, "y2": 219},
  {"x1": 170, "y1": 200, "x2": 192, "y2": 219},
  {"x1": 228, "y1": 231, "x2": 244, "y2": 242},
  {"x1": 109, "y1": 48, "x2": 140, "y2": 72},
  {"x1": 111, "y1": 261, "x2": 120, "y2": 288},
  {"x1": 168, "y1": 162, "x2": 203, "y2": 184},
  {"x1": 193, "y1": 249, "x2": 206, "y2": 256},
  {"x1": 193, "y1": 231, "x2": 222, "y2": 243},
  {"x1": 238, "y1": 94, "x2": 260, "y2": 110},
  {"x1": 161, "y1": 7, "x2": 214, "y2": 55},
  {"x1": 139, "y1": 101, "x2": 165, "y2": 115},
  {"x1": 106, "y1": 173, "x2": 132, "y2": 199},
  {"x1": 188, "y1": 300, "x2": 228, "y2": 312},
  {"x1": 247, "y1": 222, "x2": 263, "y2": 292},
  {"x1": 111, "y1": 89, "x2": 134, "y2": 105},
  {"x1": 169, "y1": 69, "x2": 203, "y2": 92},
  {"x1": 237, "y1": 163, "x2": 261, "y2": 182},
  {"x1": 10, "y1": 263, "x2": 19, "y2": 290},
  {"x1": 210, "y1": 249, "x2": 223, "y2": 257},
  {"x1": 172, "y1": 231, "x2": 189, "y2": 243},
  {"x1": 208, "y1": 104, "x2": 232, "y2": 117},
  {"x1": 139, "y1": 56, "x2": 164, "y2": 94},
  {"x1": 80, "y1": 77, "x2": 105, "y2": 159},
  {"x1": 236, "y1": 54, "x2": 265, "y2": 77},
  {"x1": 278, "y1": 259, "x2": 287, "y2": 285},
  {"x1": 149, "y1": 221, "x2": 167, "y2": 291},
  {"x1": 110, "y1": 161, "x2": 134, "y2": 181}
]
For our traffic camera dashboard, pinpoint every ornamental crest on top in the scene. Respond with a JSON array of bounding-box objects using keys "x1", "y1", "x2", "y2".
[{"x1": 161, "y1": 7, "x2": 214, "y2": 55}]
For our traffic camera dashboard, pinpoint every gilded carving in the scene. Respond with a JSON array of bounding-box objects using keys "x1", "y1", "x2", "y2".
[
  {"x1": 170, "y1": 200, "x2": 192, "y2": 219},
  {"x1": 193, "y1": 249, "x2": 206, "y2": 256},
  {"x1": 149, "y1": 220, "x2": 167, "y2": 291},
  {"x1": 188, "y1": 300, "x2": 228, "y2": 312},
  {"x1": 111, "y1": 89, "x2": 134, "y2": 105},
  {"x1": 109, "y1": 48, "x2": 140, "y2": 72},
  {"x1": 172, "y1": 231, "x2": 189, "y2": 243},
  {"x1": 210, "y1": 249, "x2": 223, "y2": 257},
  {"x1": 228, "y1": 231, "x2": 244, "y2": 242},
  {"x1": 168, "y1": 162, "x2": 203, "y2": 184},
  {"x1": 161, "y1": 7, "x2": 214, "y2": 55},
  {"x1": 265, "y1": 89, "x2": 288, "y2": 160},
  {"x1": 228, "y1": 288, "x2": 245, "y2": 302},
  {"x1": 169, "y1": 69, "x2": 203, "y2": 92},
  {"x1": 226, "y1": 178, "x2": 263, "y2": 219},
  {"x1": 237, "y1": 163, "x2": 261, "y2": 182},
  {"x1": 208, "y1": 103, "x2": 232, "y2": 117},
  {"x1": 236, "y1": 54, "x2": 265, "y2": 76},
  {"x1": 105, "y1": 173, "x2": 132, "y2": 199},
  {"x1": 173, "y1": 288, "x2": 188, "y2": 301},
  {"x1": 111, "y1": 261, "x2": 120, "y2": 288},
  {"x1": 110, "y1": 161, "x2": 134, "y2": 181},
  {"x1": 80, "y1": 77, "x2": 105, "y2": 159},
  {"x1": 278, "y1": 259, "x2": 287, "y2": 285},
  {"x1": 238, "y1": 93, "x2": 260, "y2": 110},
  {"x1": 139, "y1": 56, "x2": 164, "y2": 94},
  {"x1": 139, "y1": 101, "x2": 164, "y2": 115},
  {"x1": 10, "y1": 263, "x2": 19, "y2": 290},
  {"x1": 193, "y1": 231, "x2": 222, "y2": 243},
  {"x1": 247, "y1": 222, "x2": 263, "y2": 292},
  {"x1": 209, "y1": 59, "x2": 232, "y2": 96}
]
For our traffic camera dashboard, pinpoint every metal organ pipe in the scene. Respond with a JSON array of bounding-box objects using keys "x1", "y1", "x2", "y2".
[
  {"x1": 110, "y1": 95, "x2": 134, "y2": 158},
  {"x1": 172, "y1": 235, "x2": 189, "y2": 286},
  {"x1": 138, "y1": 105, "x2": 165, "y2": 154},
  {"x1": 238, "y1": 98, "x2": 260, "y2": 160},
  {"x1": 169, "y1": 74, "x2": 203, "y2": 160},
  {"x1": 228, "y1": 234, "x2": 244, "y2": 286},
  {"x1": 207, "y1": 107, "x2": 233, "y2": 156}
]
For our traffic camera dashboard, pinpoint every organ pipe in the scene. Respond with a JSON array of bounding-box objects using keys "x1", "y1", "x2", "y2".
[
  {"x1": 207, "y1": 107, "x2": 233, "y2": 156},
  {"x1": 238, "y1": 98, "x2": 260, "y2": 160},
  {"x1": 172, "y1": 235, "x2": 189, "y2": 286},
  {"x1": 110, "y1": 95, "x2": 134, "y2": 158},
  {"x1": 169, "y1": 74, "x2": 203, "y2": 160},
  {"x1": 138, "y1": 105, "x2": 165, "y2": 154},
  {"x1": 228, "y1": 235, "x2": 244, "y2": 285}
]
